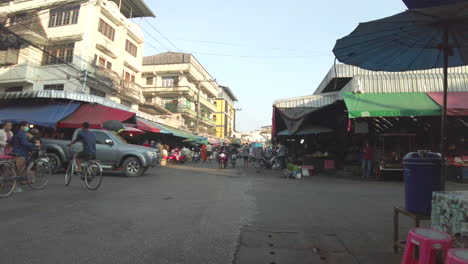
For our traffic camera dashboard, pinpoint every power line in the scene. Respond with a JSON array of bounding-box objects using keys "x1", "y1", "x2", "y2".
[{"x1": 142, "y1": 18, "x2": 183, "y2": 52}]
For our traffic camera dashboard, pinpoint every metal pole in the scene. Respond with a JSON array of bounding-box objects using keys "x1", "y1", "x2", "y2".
[
  {"x1": 196, "y1": 85, "x2": 200, "y2": 134},
  {"x1": 440, "y1": 25, "x2": 449, "y2": 191},
  {"x1": 82, "y1": 69, "x2": 88, "y2": 93}
]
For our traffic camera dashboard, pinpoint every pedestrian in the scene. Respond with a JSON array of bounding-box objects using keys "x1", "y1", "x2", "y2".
[
  {"x1": 277, "y1": 142, "x2": 287, "y2": 170},
  {"x1": 0, "y1": 121, "x2": 14, "y2": 155},
  {"x1": 201, "y1": 144, "x2": 207, "y2": 162},
  {"x1": 206, "y1": 143, "x2": 213, "y2": 161},
  {"x1": 361, "y1": 142, "x2": 374, "y2": 179},
  {"x1": 242, "y1": 145, "x2": 249, "y2": 168}
]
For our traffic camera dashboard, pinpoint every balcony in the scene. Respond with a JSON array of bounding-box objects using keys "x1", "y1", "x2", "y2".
[
  {"x1": 120, "y1": 80, "x2": 142, "y2": 103},
  {"x1": 0, "y1": 63, "x2": 36, "y2": 86},
  {"x1": 86, "y1": 65, "x2": 121, "y2": 94},
  {"x1": 143, "y1": 86, "x2": 195, "y2": 98},
  {"x1": 199, "y1": 95, "x2": 216, "y2": 112}
]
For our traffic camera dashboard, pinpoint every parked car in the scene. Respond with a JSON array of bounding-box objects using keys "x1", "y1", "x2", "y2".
[{"x1": 42, "y1": 129, "x2": 160, "y2": 177}]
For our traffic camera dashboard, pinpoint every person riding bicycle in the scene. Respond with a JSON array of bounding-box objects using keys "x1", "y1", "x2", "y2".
[
  {"x1": 67, "y1": 122, "x2": 96, "y2": 174},
  {"x1": 10, "y1": 121, "x2": 35, "y2": 177}
]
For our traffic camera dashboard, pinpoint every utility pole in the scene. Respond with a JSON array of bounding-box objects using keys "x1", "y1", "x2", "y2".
[{"x1": 196, "y1": 85, "x2": 200, "y2": 134}]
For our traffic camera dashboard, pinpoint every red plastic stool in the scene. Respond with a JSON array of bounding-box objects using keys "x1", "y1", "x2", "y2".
[
  {"x1": 401, "y1": 228, "x2": 452, "y2": 264},
  {"x1": 446, "y1": 249, "x2": 468, "y2": 264}
]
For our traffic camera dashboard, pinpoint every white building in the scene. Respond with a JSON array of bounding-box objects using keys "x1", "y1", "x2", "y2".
[{"x1": 0, "y1": 0, "x2": 154, "y2": 110}]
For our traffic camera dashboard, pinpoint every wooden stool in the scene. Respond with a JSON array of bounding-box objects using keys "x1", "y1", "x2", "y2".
[{"x1": 393, "y1": 206, "x2": 431, "y2": 253}]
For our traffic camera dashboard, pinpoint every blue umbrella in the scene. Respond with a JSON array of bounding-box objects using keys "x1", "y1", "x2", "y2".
[
  {"x1": 333, "y1": 2, "x2": 468, "y2": 189},
  {"x1": 403, "y1": 0, "x2": 468, "y2": 9}
]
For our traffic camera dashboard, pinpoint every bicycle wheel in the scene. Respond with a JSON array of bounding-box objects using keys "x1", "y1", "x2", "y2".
[
  {"x1": 0, "y1": 161, "x2": 17, "y2": 198},
  {"x1": 84, "y1": 162, "x2": 102, "y2": 190},
  {"x1": 65, "y1": 161, "x2": 76, "y2": 186},
  {"x1": 27, "y1": 159, "x2": 50, "y2": 190}
]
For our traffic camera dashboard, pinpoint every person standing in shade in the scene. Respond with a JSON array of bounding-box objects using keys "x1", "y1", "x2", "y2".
[
  {"x1": 0, "y1": 121, "x2": 14, "y2": 155},
  {"x1": 206, "y1": 143, "x2": 213, "y2": 161},
  {"x1": 361, "y1": 142, "x2": 374, "y2": 179},
  {"x1": 277, "y1": 142, "x2": 287, "y2": 170}
]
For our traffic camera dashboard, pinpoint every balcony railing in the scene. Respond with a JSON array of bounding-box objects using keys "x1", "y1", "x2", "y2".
[{"x1": 120, "y1": 80, "x2": 142, "y2": 102}]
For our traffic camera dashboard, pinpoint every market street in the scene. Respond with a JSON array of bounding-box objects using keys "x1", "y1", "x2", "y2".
[{"x1": 1, "y1": 164, "x2": 463, "y2": 264}]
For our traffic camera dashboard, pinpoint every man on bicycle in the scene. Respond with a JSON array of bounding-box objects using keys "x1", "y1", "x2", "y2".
[{"x1": 67, "y1": 122, "x2": 96, "y2": 174}]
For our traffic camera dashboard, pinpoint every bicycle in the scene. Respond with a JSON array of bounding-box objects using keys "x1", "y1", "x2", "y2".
[
  {"x1": 65, "y1": 148, "x2": 103, "y2": 190},
  {"x1": 0, "y1": 148, "x2": 51, "y2": 198}
]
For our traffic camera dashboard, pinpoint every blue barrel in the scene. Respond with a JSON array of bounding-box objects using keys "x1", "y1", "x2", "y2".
[{"x1": 403, "y1": 152, "x2": 441, "y2": 215}]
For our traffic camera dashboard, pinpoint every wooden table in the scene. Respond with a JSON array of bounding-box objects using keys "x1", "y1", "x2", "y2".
[{"x1": 393, "y1": 206, "x2": 431, "y2": 253}]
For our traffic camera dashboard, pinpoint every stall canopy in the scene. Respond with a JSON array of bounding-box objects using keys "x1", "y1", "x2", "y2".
[
  {"x1": 58, "y1": 104, "x2": 136, "y2": 128},
  {"x1": 427, "y1": 92, "x2": 468, "y2": 116},
  {"x1": 277, "y1": 125, "x2": 334, "y2": 136},
  {"x1": 343, "y1": 92, "x2": 441, "y2": 118},
  {"x1": 136, "y1": 119, "x2": 161, "y2": 133},
  {"x1": 0, "y1": 102, "x2": 80, "y2": 127}
]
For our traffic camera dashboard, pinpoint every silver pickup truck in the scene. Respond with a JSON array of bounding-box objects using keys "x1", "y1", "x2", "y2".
[{"x1": 42, "y1": 129, "x2": 160, "y2": 177}]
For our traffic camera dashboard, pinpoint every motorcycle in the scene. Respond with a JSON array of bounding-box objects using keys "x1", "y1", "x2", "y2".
[
  {"x1": 218, "y1": 151, "x2": 228, "y2": 169},
  {"x1": 192, "y1": 150, "x2": 200, "y2": 162},
  {"x1": 168, "y1": 149, "x2": 187, "y2": 164},
  {"x1": 263, "y1": 155, "x2": 280, "y2": 169}
]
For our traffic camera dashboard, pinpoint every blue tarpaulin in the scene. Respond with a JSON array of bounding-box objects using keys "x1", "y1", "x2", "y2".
[{"x1": 0, "y1": 102, "x2": 81, "y2": 127}]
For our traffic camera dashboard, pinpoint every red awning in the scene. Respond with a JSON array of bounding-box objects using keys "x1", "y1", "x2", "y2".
[
  {"x1": 58, "y1": 104, "x2": 136, "y2": 129},
  {"x1": 427, "y1": 92, "x2": 468, "y2": 116},
  {"x1": 137, "y1": 119, "x2": 161, "y2": 133}
]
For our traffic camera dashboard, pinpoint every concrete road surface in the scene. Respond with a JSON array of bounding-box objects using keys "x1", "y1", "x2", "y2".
[{"x1": 1, "y1": 162, "x2": 464, "y2": 264}]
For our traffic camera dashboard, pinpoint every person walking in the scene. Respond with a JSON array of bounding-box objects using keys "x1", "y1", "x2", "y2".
[
  {"x1": 206, "y1": 143, "x2": 213, "y2": 161},
  {"x1": 277, "y1": 142, "x2": 287, "y2": 170},
  {"x1": 361, "y1": 142, "x2": 374, "y2": 179},
  {"x1": 201, "y1": 144, "x2": 207, "y2": 162},
  {"x1": 242, "y1": 145, "x2": 249, "y2": 168},
  {"x1": 0, "y1": 121, "x2": 14, "y2": 155}
]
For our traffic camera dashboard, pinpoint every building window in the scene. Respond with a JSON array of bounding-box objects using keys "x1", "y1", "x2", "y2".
[
  {"x1": 145, "y1": 97, "x2": 152, "y2": 103},
  {"x1": 125, "y1": 40, "x2": 137, "y2": 57},
  {"x1": 121, "y1": 100, "x2": 132, "y2": 107},
  {"x1": 90, "y1": 88, "x2": 106, "y2": 98},
  {"x1": 95, "y1": 55, "x2": 113, "y2": 70},
  {"x1": 43, "y1": 43, "x2": 75, "y2": 65},
  {"x1": 162, "y1": 76, "x2": 178, "y2": 87},
  {"x1": 146, "y1": 77, "x2": 153, "y2": 85},
  {"x1": 43, "y1": 84, "x2": 64, "y2": 91},
  {"x1": 98, "y1": 18, "x2": 115, "y2": 41},
  {"x1": 48, "y1": 6, "x2": 80, "y2": 28},
  {"x1": 5, "y1": 86, "x2": 22, "y2": 93},
  {"x1": 122, "y1": 70, "x2": 135, "y2": 82}
]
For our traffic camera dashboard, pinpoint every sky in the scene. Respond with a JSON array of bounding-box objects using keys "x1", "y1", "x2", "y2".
[{"x1": 138, "y1": 0, "x2": 407, "y2": 132}]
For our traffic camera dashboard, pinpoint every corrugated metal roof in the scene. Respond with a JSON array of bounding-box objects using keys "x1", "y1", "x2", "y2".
[
  {"x1": 314, "y1": 64, "x2": 468, "y2": 95},
  {"x1": 0, "y1": 91, "x2": 132, "y2": 111},
  {"x1": 341, "y1": 73, "x2": 468, "y2": 94},
  {"x1": 273, "y1": 94, "x2": 338, "y2": 108}
]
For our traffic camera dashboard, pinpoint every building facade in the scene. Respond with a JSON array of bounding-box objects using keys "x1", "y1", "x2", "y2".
[
  {"x1": 141, "y1": 52, "x2": 218, "y2": 136},
  {"x1": 214, "y1": 85, "x2": 237, "y2": 138},
  {"x1": 0, "y1": 0, "x2": 154, "y2": 110}
]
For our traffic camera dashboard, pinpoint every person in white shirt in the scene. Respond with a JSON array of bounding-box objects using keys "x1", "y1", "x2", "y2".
[
  {"x1": 0, "y1": 121, "x2": 14, "y2": 155},
  {"x1": 206, "y1": 143, "x2": 213, "y2": 160}
]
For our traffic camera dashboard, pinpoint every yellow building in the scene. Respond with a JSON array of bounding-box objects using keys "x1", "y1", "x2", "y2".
[{"x1": 215, "y1": 86, "x2": 238, "y2": 138}]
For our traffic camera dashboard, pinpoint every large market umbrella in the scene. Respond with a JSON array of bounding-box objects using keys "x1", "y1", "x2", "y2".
[
  {"x1": 402, "y1": 0, "x2": 468, "y2": 9},
  {"x1": 333, "y1": 2, "x2": 468, "y2": 190},
  {"x1": 119, "y1": 127, "x2": 145, "y2": 136},
  {"x1": 103, "y1": 120, "x2": 125, "y2": 132}
]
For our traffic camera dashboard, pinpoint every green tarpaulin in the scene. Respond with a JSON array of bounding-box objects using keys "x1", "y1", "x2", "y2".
[{"x1": 342, "y1": 92, "x2": 441, "y2": 118}]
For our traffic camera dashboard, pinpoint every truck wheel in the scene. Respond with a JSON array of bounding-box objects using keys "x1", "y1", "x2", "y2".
[
  {"x1": 47, "y1": 152, "x2": 61, "y2": 174},
  {"x1": 123, "y1": 157, "x2": 143, "y2": 177}
]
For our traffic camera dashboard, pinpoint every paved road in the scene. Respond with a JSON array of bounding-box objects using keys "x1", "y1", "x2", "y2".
[{"x1": 2, "y1": 163, "x2": 465, "y2": 264}]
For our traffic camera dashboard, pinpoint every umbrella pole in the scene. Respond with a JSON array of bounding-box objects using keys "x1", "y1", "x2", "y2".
[{"x1": 440, "y1": 25, "x2": 449, "y2": 191}]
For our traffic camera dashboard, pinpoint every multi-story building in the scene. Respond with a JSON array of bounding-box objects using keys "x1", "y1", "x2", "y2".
[
  {"x1": 0, "y1": 0, "x2": 154, "y2": 110},
  {"x1": 141, "y1": 52, "x2": 218, "y2": 136},
  {"x1": 214, "y1": 85, "x2": 237, "y2": 138}
]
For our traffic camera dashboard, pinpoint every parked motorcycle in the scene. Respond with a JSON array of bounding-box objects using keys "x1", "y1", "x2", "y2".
[
  {"x1": 218, "y1": 151, "x2": 228, "y2": 169},
  {"x1": 168, "y1": 149, "x2": 187, "y2": 164},
  {"x1": 192, "y1": 150, "x2": 201, "y2": 162},
  {"x1": 263, "y1": 155, "x2": 280, "y2": 169}
]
